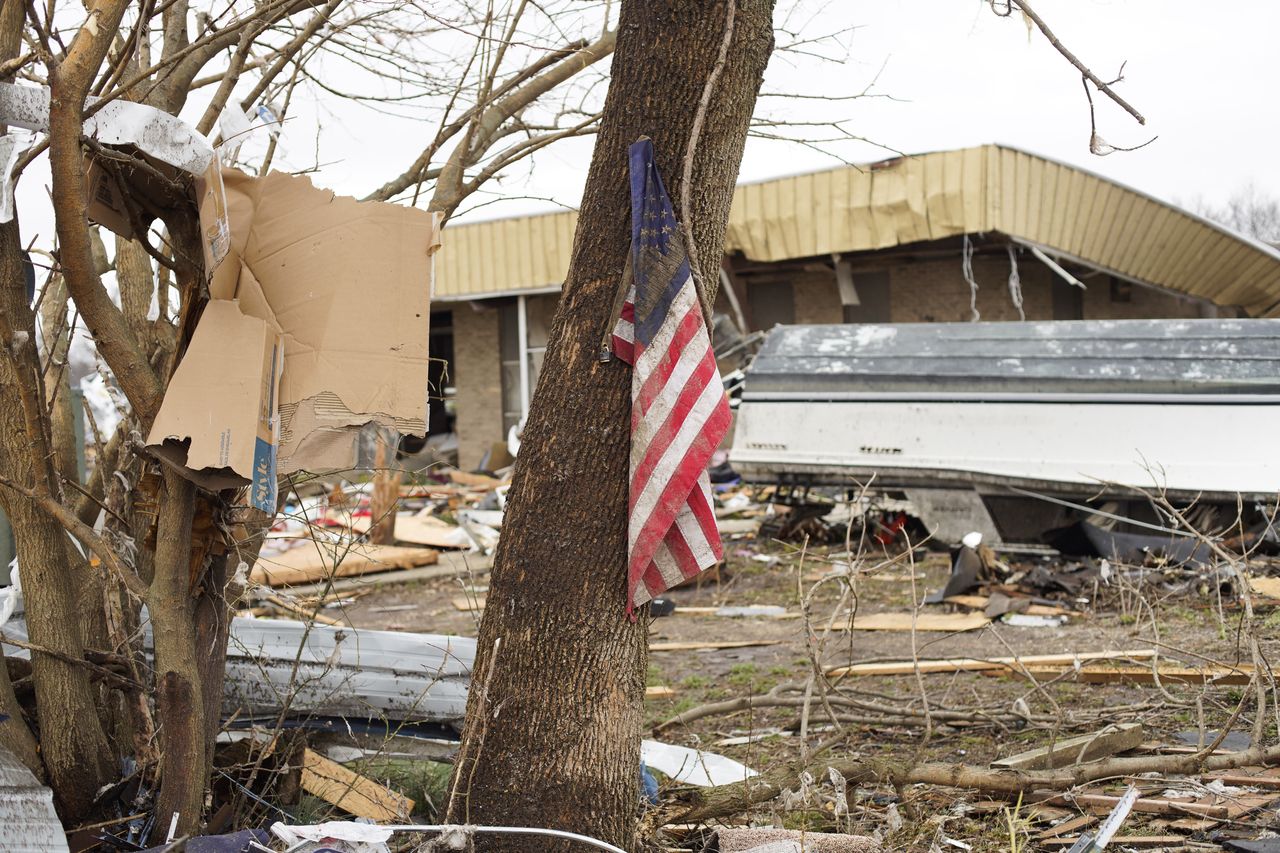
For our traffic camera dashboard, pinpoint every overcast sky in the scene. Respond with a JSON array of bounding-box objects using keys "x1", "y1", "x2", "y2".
[
  {"x1": 345, "y1": 0, "x2": 1278, "y2": 225},
  {"x1": 15, "y1": 0, "x2": 1279, "y2": 241}
]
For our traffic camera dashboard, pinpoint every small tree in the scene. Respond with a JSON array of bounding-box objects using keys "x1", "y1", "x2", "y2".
[{"x1": 0, "y1": 0, "x2": 617, "y2": 835}]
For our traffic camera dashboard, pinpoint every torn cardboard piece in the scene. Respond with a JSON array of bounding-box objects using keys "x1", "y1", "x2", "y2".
[
  {"x1": 146, "y1": 300, "x2": 283, "y2": 512},
  {"x1": 207, "y1": 169, "x2": 442, "y2": 473}
]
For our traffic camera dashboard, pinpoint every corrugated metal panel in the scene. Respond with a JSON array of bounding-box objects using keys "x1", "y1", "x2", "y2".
[
  {"x1": 744, "y1": 319, "x2": 1280, "y2": 396},
  {"x1": 432, "y1": 144, "x2": 1280, "y2": 315},
  {"x1": 0, "y1": 743, "x2": 69, "y2": 853}
]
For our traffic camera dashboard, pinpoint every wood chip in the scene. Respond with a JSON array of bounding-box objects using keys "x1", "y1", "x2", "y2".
[
  {"x1": 452, "y1": 596, "x2": 485, "y2": 612},
  {"x1": 300, "y1": 748, "x2": 413, "y2": 822}
]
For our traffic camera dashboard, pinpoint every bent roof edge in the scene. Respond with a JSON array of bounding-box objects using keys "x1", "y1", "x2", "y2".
[{"x1": 434, "y1": 143, "x2": 1280, "y2": 316}]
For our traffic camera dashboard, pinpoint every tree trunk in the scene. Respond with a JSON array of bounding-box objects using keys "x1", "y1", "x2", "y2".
[{"x1": 444, "y1": 2, "x2": 773, "y2": 849}]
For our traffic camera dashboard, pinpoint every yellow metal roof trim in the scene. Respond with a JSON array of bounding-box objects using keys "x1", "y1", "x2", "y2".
[{"x1": 432, "y1": 144, "x2": 1280, "y2": 316}]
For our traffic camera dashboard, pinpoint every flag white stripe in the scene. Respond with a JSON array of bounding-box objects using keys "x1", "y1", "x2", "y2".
[
  {"x1": 675, "y1": 496, "x2": 716, "y2": 568},
  {"x1": 629, "y1": 376, "x2": 724, "y2": 547},
  {"x1": 633, "y1": 303, "x2": 710, "y2": 442},
  {"x1": 633, "y1": 278, "x2": 698, "y2": 377},
  {"x1": 651, "y1": 541, "x2": 685, "y2": 590}
]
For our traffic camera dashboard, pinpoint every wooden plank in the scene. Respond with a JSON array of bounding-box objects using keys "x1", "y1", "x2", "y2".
[
  {"x1": 838, "y1": 611, "x2": 990, "y2": 632},
  {"x1": 645, "y1": 686, "x2": 676, "y2": 699},
  {"x1": 827, "y1": 649, "x2": 1157, "y2": 679},
  {"x1": 1042, "y1": 837, "x2": 1184, "y2": 849},
  {"x1": 1041, "y1": 793, "x2": 1227, "y2": 818},
  {"x1": 1035, "y1": 814, "x2": 1097, "y2": 840},
  {"x1": 262, "y1": 594, "x2": 344, "y2": 626},
  {"x1": 1014, "y1": 664, "x2": 1253, "y2": 686},
  {"x1": 447, "y1": 469, "x2": 505, "y2": 489},
  {"x1": 300, "y1": 748, "x2": 414, "y2": 822},
  {"x1": 252, "y1": 543, "x2": 438, "y2": 586},
  {"x1": 452, "y1": 596, "x2": 484, "y2": 612},
  {"x1": 944, "y1": 595, "x2": 1074, "y2": 617},
  {"x1": 347, "y1": 514, "x2": 469, "y2": 549},
  {"x1": 1202, "y1": 773, "x2": 1280, "y2": 789},
  {"x1": 1249, "y1": 576, "x2": 1280, "y2": 601},
  {"x1": 993, "y1": 723, "x2": 1143, "y2": 771},
  {"x1": 649, "y1": 640, "x2": 777, "y2": 652}
]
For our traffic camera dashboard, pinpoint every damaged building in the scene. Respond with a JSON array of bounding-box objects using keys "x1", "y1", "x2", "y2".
[{"x1": 428, "y1": 143, "x2": 1280, "y2": 470}]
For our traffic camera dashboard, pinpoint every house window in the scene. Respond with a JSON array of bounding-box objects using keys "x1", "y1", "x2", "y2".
[{"x1": 499, "y1": 293, "x2": 560, "y2": 434}]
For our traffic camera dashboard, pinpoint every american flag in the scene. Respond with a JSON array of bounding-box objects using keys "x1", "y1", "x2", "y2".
[{"x1": 612, "y1": 139, "x2": 731, "y2": 614}]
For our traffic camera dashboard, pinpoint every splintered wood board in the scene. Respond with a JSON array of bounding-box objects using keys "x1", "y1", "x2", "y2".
[
  {"x1": 347, "y1": 514, "x2": 470, "y2": 549},
  {"x1": 300, "y1": 748, "x2": 414, "y2": 822},
  {"x1": 837, "y1": 611, "x2": 990, "y2": 632},
  {"x1": 1011, "y1": 664, "x2": 1254, "y2": 685},
  {"x1": 827, "y1": 649, "x2": 1156, "y2": 679},
  {"x1": 1041, "y1": 837, "x2": 1183, "y2": 849},
  {"x1": 992, "y1": 723, "x2": 1143, "y2": 770},
  {"x1": 1249, "y1": 576, "x2": 1280, "y2": 601},
  {"x1": 649, "y1": 640, "x2": 777, "y2": 652},
  {"x1": 944, "y1": 595, "x2": 1076, "y2": 616},
  {"x1": 252, "y1": 543, "x2": 438, "y2": 586}
]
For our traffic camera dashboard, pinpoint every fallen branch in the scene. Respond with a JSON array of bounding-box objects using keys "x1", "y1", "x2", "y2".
[{"x1": 651, "y1": 742, "x2": 1280, "y2": 827}]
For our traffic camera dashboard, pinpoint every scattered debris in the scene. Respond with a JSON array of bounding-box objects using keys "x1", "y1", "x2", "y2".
[
  {"x1": 641, "y1": 740, "x2": 757, "y2": 787},
  {"x1": 707, "y1": 827, "x2": 880, "y2": 852}
]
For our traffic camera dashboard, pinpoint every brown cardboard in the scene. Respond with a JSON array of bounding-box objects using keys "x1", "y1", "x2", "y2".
[
  {"x1": 146, "y1": 299, "x2": 284, "y2": 511},
  {"x1": 205, "y1": 169, "x2": 441, "y2": 473}
]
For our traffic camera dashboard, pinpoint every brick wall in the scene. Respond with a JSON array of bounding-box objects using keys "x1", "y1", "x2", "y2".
[
  {"x1": 786, "y1": 254, "x2": 1210, "y2": 324},
  {"x1": 1082, "y1": 278, "x2": 1206, "y2": 320},
  {"x1": 451, "y1": 304, "x2": 503, "y2": 470}
]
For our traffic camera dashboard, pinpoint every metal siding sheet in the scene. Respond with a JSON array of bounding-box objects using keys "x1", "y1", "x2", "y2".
[
  {"x1": 1015, "y1": 151, "x2": 1035, "y2": 238},
  {"x1": 1091, "y1": 185, "x2": 1133, "y2": 269},
  {"x1": 1034, "y1": 160, "x2": 1061, "y2": 247},
  {"x1": 848, "y1": 167, "x2": 876, "y2": 249},
  {"x1": 428, "y1": 143, "x2": 1280, "y2": 314},
  {"x1": 904, "y1": 155, "x2": 931, "y2": 244},
  {"x1": 811, "y1": 172, "x2": 832, "y2": 255}
]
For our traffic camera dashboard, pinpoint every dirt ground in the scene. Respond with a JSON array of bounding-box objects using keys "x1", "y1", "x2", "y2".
[{"x1": 326, "y1": 528, "x2": 1280, "y2": 851}]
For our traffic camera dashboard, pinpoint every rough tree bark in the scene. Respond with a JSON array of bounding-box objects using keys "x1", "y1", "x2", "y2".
[{"x1": 444, "y1": 2, "x2": 774, "y2": 849}]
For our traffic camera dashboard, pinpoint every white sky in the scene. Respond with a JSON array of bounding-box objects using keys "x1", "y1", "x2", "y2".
[
  {"x1": 14, "y1": 0, "x2": 1280, "y2": 241},
  {"x1": 424, "y1": 0, "x2": 1280, "y2": 224}
]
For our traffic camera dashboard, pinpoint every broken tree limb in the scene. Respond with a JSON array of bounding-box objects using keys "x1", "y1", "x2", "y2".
[
  {"x1": 649, "y1": 743, "x2": 1280, "y2": 828},
  {"x1": 827, "y1": 649, "x2": 1157, "y2": 679}
]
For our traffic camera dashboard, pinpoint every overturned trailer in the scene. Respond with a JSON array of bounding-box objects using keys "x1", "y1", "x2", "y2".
[{"x1": 730, "y1": 319, "x2": 1280, "y2": 544}]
